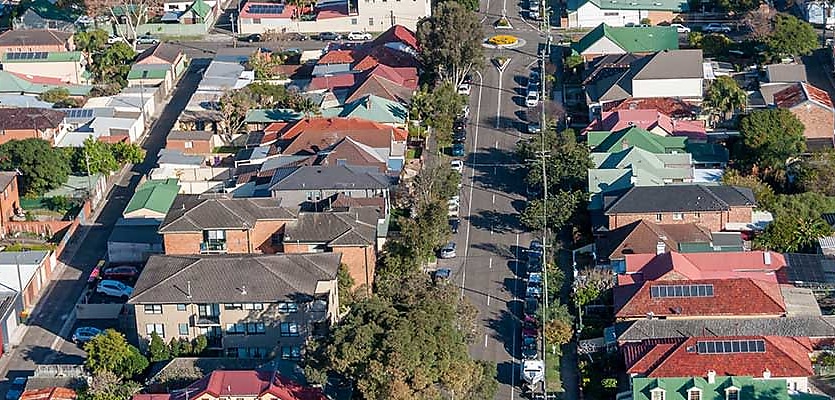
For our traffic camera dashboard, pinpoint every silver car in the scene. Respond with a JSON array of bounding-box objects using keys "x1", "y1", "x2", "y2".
[{"x1": 440, "y1": 242, "x2": 457, "y2": 259}]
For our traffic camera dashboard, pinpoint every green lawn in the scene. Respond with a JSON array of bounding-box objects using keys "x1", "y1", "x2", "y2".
[
  {"x1": 406, "y1": 147, "x2": 423, "y2": 160},
  {"x1": 545, "y1": 352, "x2": 562, "y2": 393}
]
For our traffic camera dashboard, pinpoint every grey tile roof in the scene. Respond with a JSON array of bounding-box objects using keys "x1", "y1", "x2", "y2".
[
  {"x1": 159, "y1": 195, "x2": 297, "y2": 233},
  {"x1": 765, "y1": 63, "x2": 808, "y2": 83},
  {"x1": 108, "y1": 223, "x2": 161, "y2": 244},
  {"x1": 584, "y1": 51, "x2": 702, "y2": 103},
  {"x1": 167, "y1": 130, "x2": 213, "y2": 141},
  {"x1": 0, "y1": 171, "x2": 16, "y2": 190},
  {"x1": 0, "y1": 250, "x2": 49, "y2": 265},
  {"x1": 632, "y1": 49, "x2": 703, "y2": 80},
  {"x1": 269, "y1": 165, "x2": 391, "y2": 191},
  {"x1": 615, "y1": 316, "x2": 835, "y2": 342},
  {"x1": 0, "y1": 29, "x2": 71, "y2": 47},
  {"x1": 604, "y1": 185, "x2": 756, "y2": 214},
  {"x1": 128, "y1": 253, "x2": 341, "y2": 304},
  {"x1": 284, "y1": 209, "x2": 378, "y2": 246}
]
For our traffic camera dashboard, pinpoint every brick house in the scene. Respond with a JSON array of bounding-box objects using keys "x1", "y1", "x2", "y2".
[
  {"x1": 0, "y1": 172, "x2": 21, "y2": 236},
  {"x1": 132, "y1": 370, "x2": 326, "y2": 400},
  {"x1": 158, "y1": 195, "x2": 297, "y2": 255},
  {"x1": 0, "y1": 30, "x2": 74, "y2": 55},
  {"x1": 268, "y1": 165, "x2": 392, "y2": 212},
  {"x1": 603, "y1": 185, "x2": 756, "y2": 232},
  {"x1": 166, "y1": 130, "x2": 213, "y2": 154},
  {"x1": 0, "y1": 250, "x2": 56, "y2": 310},
  {"x1": 0, "y1": 108, "x2": 66, "y2": 146},
  {"x1": 773, "y1": 82, "x2": 835, "y2": 150}
]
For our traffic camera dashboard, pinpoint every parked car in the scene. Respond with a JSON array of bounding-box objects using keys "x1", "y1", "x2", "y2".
[
  {"x1": 524, "y1": 297, "x2": 539, "y2": 318},
  {"x1": 451, "y1": 159, "x2": 464, "y2": 173},
  {"x1": 449, "y1": 195, "x2": 460, "y2": 205},
  {"x1": 240, "y1": 33, "x2": 262, "y2": 42},
  {"x1": 703, "y1": 23, "x2": 731, "y2": 33},
  {"x1": 528, "y1": 272, "x2": 543, "y2": 286},
  {"x1": 457, "y1": 82, "x2": 471, "y2": 96},
  {"x1": 135, "y1": 35, "x2": 159, "y2": 44},
  {"x1": 670, "y1": 23, "x2": 690, "y2": 33},
  {"x1": 453, "y1": 129, "x2": 466, "y2": 143},
  {"x1": 527, "y1": 120, "x2": 541, "y2": 134},
  {"x1": 347, "y1": 31, "x2": 372, "y2": 41},
  {"x1": 318, "y1": 31, "x2": 341, "y2": 41},
  {"x1": 527, "y1": 255, "x2": 543, "y2": 273},
  {"x1": 521, "y1": 335, "x2": 538, "y2": 359},
  {"x1": 527, "y1": 9, "x2": 540, "y2": 19},
  {"x1": 529, "y1": 70, "x2": 541, "y2": 84},
  {"x1": 529, "y1": 239, "x2": 543, "y2": 255},
  {"x1": 107, "y1": 35, "x2": 126, "y2": 44},
  {"x1": 523, "y1": 315, "x2": 539, "y2": 334},
  {"x1": 96, "y1": 279, "x2": 134, "y2": 298},
  {"x1": 433, "y1": 268, "x2": 452, "y2": 282},
  {"x1": 440, "y1": 242, "x2": 457, "y2": 259},
  {"x1": 101, "y1": 265, "x2": 139, "y2": 281},
  {"x1": 526, "y1": 82, "x2": 539, "y2": 96},
  {"x1": 526, "y1": 282, "x2": 542, "y2": 299},
  {"x1": 525, "y1": 91, "x2": 540, "y2": 107},
  {"x1": 526, "y1": 184, "x2": 541, "y2": 198},
  {"x1": 449, "y1": 217, "x2": 460, "y2": 234},
  {"x1": 448, "y1": 202, "x2": 460, "y2": 217},
  {"x1": 451, "y1": 143, "x2": 465, "y2": 156},
  {"x1": 5, "y1": 377, "x2": 27, "y2": 400},
  {"x1": 72, "y1": 326, "x2": 102, "y2": 344},
  {"x1": 460, "y1": 105, "x2": 470, "y2": 119},
  {"x1": 284, "y1": 32, "x2": 307, "y2": 41}
]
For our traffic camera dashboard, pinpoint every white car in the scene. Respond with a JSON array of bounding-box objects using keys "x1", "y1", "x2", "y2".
[
  {"x1": 704, "y1": 23, "x2": 731, "y2": 33},
  {"x1": 440, "y1": 242, "x2": 457, "y2": 259},
  {"x1": 347, "y1": 31, "x2": 372, "y2": 41},
  {"x1": 135, "y1": 35, "x2": 159, "y2": 45},
  {"x1": 107, "y1": 35, "x2": 126, "y2": 44},
  {"x1": 450, "y1": 160, "x2": 464, "y2": 173},
  {"x1": 448, "y1": 202, "x2": 460, "y2": 217},
  {"x1": 97, "y1": 279, "x2": 134, "y2": 298},
  {"x1": 525, "y1": 91, "x2": 540, "y2": 107},
  {"x1": 670, "y1": 23, "x2": 690, "y2": 33},
  {"x1": 457, "y1": 83, "x2": 471, "y2": 96},
  {"x1": 449, "y1": 195, "x2": 460, "y2": 205}
]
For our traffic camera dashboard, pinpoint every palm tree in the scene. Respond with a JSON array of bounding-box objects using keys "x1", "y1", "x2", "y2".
[
  {"x1": 408, "y1": 89, "x2": 433, "y2": 138},
  {"x1": 297, "y1": 97, "x2": 319, "y2": 118},
  {"x1": 703, "y1": 75, "x2": 748, "y2": 125}
]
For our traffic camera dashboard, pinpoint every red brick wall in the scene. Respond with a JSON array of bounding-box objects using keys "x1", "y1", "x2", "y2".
[
  {"x1": 225, "y1": 229, "x2": 250, "y2": 253},
  {"x1": 166, "y1": 138, "x2": 213, "y2": 155},
  {"x1": 608, "y1": 206, "x2": 754, "y2": 232},
  {"x1": 0, "y1": 128, "x2": 57, "y2": 146},
  {"x1": 335, "y1": 245, "x2": 376, "y2": 289},
  {"x1": 282, "y1": 242, "x2": 308, "y2": 253},
  {"x1": 251, "y1": 220, "x2": 289, "y2": 254},
  {"x1": 163, "y1": 232, "x2": 202, "y2": 254}
]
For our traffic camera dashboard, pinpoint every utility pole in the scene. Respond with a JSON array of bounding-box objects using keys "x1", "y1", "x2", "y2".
[{"x1": 538, "y1": 2, "x2": 552, "y2": 397}]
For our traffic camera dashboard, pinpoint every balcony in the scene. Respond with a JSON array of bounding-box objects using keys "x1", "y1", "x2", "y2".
[
  {"x1": 192, "y1": 314, "x2": 221, "y2": 326},
  {"x1": 206, "y1": 336, "x2": 223, "y2": 349},
  {"x1": 200, "y1": 241, "x2": 227, "y2": 254}
]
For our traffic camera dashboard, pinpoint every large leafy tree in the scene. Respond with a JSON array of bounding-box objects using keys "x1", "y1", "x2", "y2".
[
  {"x1": 716, "y1": 0, "x2": 757, "y2": 13},
  {"x1": 739, "y1": 108, "x2": 806, "y2": 172},
  {"x1": 521, "y1": 190, "x2": 582, "y2": 231},
  {"x1": 76, "y1": 370, "x2": 140, "y2": 400},
  {"x1": 79, "y1": 136, "x2": 119, "y2": 175},
  {"x1": 84, "y1": 329, "x2": 149, "y2": 379},
  {"x1": 92, "y1": 42, "x2": 136, "y2": 86},
  {"x1": 0, "y1": 139, "x2": 70, "y2": 196},
  {"x1": 417, "y1": 1, "x2": 484, "y2": 85},
  {"x1": 703, "y1": 76, "x2": 747, "y2": 123},
  {"x1": 767, "y1": 13, "x2": 818, "y2": 56},
  {"x1": 755, "y1": 215, "x2": 831, "y2": 252},
  {"x1": 83, "y1": 0, "x2": 159, "y2": 45},
  {"x1": 219, "y1": 88, "x2": 258, "y2": 138},
  {"x1": 743, "y1": 4, "x2": 776, "y2": 40}
]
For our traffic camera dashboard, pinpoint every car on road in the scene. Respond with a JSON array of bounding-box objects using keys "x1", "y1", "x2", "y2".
[
  {"x1": 524, "y1": 297, "x2": 539, "y2": 318},
  {"x1": 433, "y1": 268, "x2": 452, "y2": 282},
  {"x1": 527, "y1": 120, "x2": 541, "y2": 134},
  {"x1": 347, "y1": 31, "x2": 372, "y2": 41},
  {"x1": 135, "y1": 35, "x2": 160, "y2": 44},
  {"x1": 450, "y1": 159, "x2": 464, "y2": 173},
  {"x1": 525, "y1": 91, "x2": 540, "y2": 107},
  {"x1": 102, "y1": 265, "x2": 140, "y2": 281},
  {"x1": 6, "y1": 377, "x2": 27, "y2": 400},
  {"x1": 72, "y1": 326, "x2": 102, "y2": 344},
  {"x1": 521, "y1": 335, "x2": 538, "y2": 359},
  {"x1": 530, "y1": 239, "x2": 543, "y2": 255},
  {"x1": 703, "y1": 23, "x2": 732, "y2": 33},
  {"x1": 96, "y1": 279, "x2": 134, "y2": 299},
  {"x1": 318, "y1": 32, "x2": 341, "y2": 41},
  {"x1": 670, "y1": 23, "x2": 690, "y2": 33},
  {"x1": 457, "y1": 82, "x2": 471, "y2": 96},
  {"x1": 449, "y1": 217, "x2": 460, "y2": 233},
  {"x1": 440, "y1": 242, "x2": 457, "y2": 259},
  {"x1": 448, "y1": 202, "x2": 460, "y2": 217},
  {"x1": 240, "y1": 33, "x2": 262, "y2": 42},
  {"x1": 107, "y1": 35, "x2": 126, "y2": 44},
  {"x1": 451, "y1": 143, "x2": 465, "y2": 157}
]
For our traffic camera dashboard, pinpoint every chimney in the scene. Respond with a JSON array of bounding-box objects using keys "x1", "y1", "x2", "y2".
[
  {"x1": 186, "y1": 280, "x2": 192, "y2": 299},
  {"x1": 707, "y1": 370, "x2": 716, "y2": 384},
  {"x1": 763, "y1": 251, "x2": 772, "y2": 265},
  {"x1": 656, "y1": 241, "x2": 666, "y2": 255},
  {"x1": 621, "y1": 139, "x2": 629, "y2": 150},
  {"x1": 763, "y1": 368, "x2": 772, "y2": 379}
]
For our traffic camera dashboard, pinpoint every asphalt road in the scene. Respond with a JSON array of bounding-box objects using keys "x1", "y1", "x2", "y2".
[{"x1": 0, "y1": 59, "x2": 207, "y2": 391}]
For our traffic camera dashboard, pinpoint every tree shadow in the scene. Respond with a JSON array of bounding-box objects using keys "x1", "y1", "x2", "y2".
[
  {"x1": 18, "y1": 345, "x2": 85, "y2": 365},
  {"x1": 486, "y1": 308, "x2": 521, "y2": 358},
  {"x1": 480, "y1": 115, "x2": 524, "y2": 133},
  {"x1": 467, "y1": 209, "x2": 524, "y2": 235},
  {"x1": 496, "y1": 360, "x2": 517, "y2": 386},
  {"x1": 470, "y1": 242, "x2": 514, "y2": 258}
]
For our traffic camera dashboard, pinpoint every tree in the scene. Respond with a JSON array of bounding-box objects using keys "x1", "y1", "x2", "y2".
[
  {"x1": 434, "y1": 0, "x2": 479, "y2": 11},
  {"x1": 573, "y1": 268, "x2": 614, "y2": 306},
  {"x1": 767, "y1": 13, "x2": 818, "y2": 56},
  {"x1": 417, "y1": 1, "x2": 484, "y2": 85},
  {"x1": 219, "y1": 88, "x2": 258, "y2": 138},
  {"x1": 38, "y1": 88, "x2": 71, "y2": 104},
  {"x1": 111, "y1": 142, "x2": 145, "y2": 164},
  {"x1": 75, "y1": 30, "x2": 109, "y2": 53},
  {"x1": 80, "y1": 137, "x2": 119, "y2": 175},
  {"x1": 703, "y1": 76, "x2": 747, "y2": 123},
  {"x1": 76, "y1": 370, "x2": 140, "y2": 400},
  {"x1": 147, "y1": 332, "x2": 169, "y2": 362},
  {"x1": 297, "y1": 97, "x2": 319, "y2": 118},
  {"x1": 543, "y1": 318, "x2": 573, "y2": 347},
  {"x1": 337, "y1": 263, "x2": 356, "y2": 312},
  {"x1": 755, "y1": 215, "x2": 831, "y2": 252},
  {"x1": 91, "y1": 42, "x2": 135, "y2": 86},
  {"x1": 0, "y1": 139, "x2": 70, "y2": 196},
  {"x1": 721, "y1": 169, "x2": 776, "y2": 210},
  {"x1": 740, "y1": 108, "x2": 806, "y2": 173},
  {"x1": 716, "y1": 0, "x2": 757, "y2": 13},
  {"x1": 521, "y1": 190, "x2": 582, "y2": 231},
  {"x1": 410, "y1": 162, "x2": 460, "y2": 207},
  {"x1": 247, "y1": 50, "x2": 285, "y2": 80},
  {"x1": 84, "y1": 329, "x2": 149, "y2": 379},
  {"x1": 83, "y1": 0, "x2": 157, "y2": 46},
  {"x1": 192, "y1": 335, "x2": 208, "y2": 355},
  {"x1": 743, "y1": 4, "x2": 776, "y2": 40},
  {"x1": 700, "y1": 33, "x2": 731, "y2": 57}
]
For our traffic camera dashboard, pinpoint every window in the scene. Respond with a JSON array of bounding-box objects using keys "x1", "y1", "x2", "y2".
[
  {"x1": 205, "y1": 230, "x2": 225, "y2": 240},
  {"x1": 144, "y1": 304, "x2": 163, "y2": 314},
  {"x1": 253, "y1": 18, "x2": 261, "y2": 24},
  {"x1": 281, "y1": 346, "x2": 302, "y2": 360},
  {"x1": 184, "y1": 141, "x2": 193, "y2": 149},
  {"x1": 225, "y1": 303, "x2": 243, "y2": 310},
  {"x1": 246, "y1": 322, "x2": 266, "y2": 334},
  {"x1": 688, "y1": 389, "x2": 701, "y2": 400},
  {"x1": 226, "y1": 323, "x2": 245, "y2": 334},
  {"x1": 655, "y1": 213, "x2": 662, "y2": 222},
  {"x1": 243, "y1": 303, "x2": 264, "y2": 310},
  {"x1": 651, "y1": 390, "x2": 665, "y2": 400},
  {"x1": 603, "y1": 11, "x2": 619, "y2": 15},
  {"x1": 146, "y1": 323, "x2": 165, "y2": 338},
  {"x1": 351, "y1": 18, "x2": 358, "y2": 24},
  {"x1": 178, "y1": 323, "x2": 189, "y2": 336},
  {"x1": 278, "y1": 302, "x2": 298, "y2": 313},
  {"x1": 726, "y1": 388, "x2": 739, "y2": 400},
  {"x1": 226, "y1": 322, "x2": 264, "y2": 334},
  {"x1": 271, "y1": 233, "x2": 283, "y2": 246},
  {"x1": 176, "y1": 304, "x2": 187, "y2": 311},
  {"x1": 694, "y1": 212, "x2": 701, "y2": 219},
  {"x1": 198, "y1": 303, "x2": 219, "y2": 317},
  {"x1": 305, "y1": 191, "x2": 320, "y2": 201},
  {"x1": 280, "y1": 322, "x2": 299, "y2": 336},
  {"x1": 368, "y1": 17, "x2": 374, "y2": 25},
  {"x1": 672, "y1": 212, "x2": 683, "y2": 220}
]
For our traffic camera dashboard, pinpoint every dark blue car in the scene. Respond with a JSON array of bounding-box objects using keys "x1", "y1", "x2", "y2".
[{"x1": 451, "y1": 143, "x2": 465, "y2": 156}]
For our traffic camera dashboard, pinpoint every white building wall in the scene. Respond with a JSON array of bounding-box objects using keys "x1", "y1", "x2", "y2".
[
  {"x1": 582, "y1": 36, "x2": 626, "y2": 57},
  {"x1": 632, "y1": 78, "x2": 703, "y2": 99},
  {"x1": 239, "y1": 0, "x2": 428, "y2": 33},
  {"x1": 2, "y1": 61, "x2": 88, "y2": 84},
  {"x1": 572, "y1": 2, "x2": 641, "y2": 27}
]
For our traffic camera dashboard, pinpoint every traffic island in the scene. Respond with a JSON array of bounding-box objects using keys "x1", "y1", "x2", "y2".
[{"x1": 492, "y1": 56, "x2": 511, "y2": 72}]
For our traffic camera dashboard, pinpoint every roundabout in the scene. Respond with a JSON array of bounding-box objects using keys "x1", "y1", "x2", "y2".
[{"x1": 482, "y1": 34, "x2": 526, "y2": 49}]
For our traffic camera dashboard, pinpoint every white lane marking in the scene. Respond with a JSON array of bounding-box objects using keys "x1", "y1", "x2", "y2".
[
  {"x1": 484, "y1": 333, "x2": 489, "y2": 348},
  {"x1": 487, "y1": 294, "x2": 491, "y2": 306},
  {"x1": 461, "y1": 70, "x2": 485, "y2": 299},
  {"x1": 489, "y1": 258, "x2": 493, "y2": 269},
  {"x1": 496, "y1": 68, "x2": 504, "y2": 129},
  {"x1": 493, "y1": 194, "x2": 496, "y2": 204}
]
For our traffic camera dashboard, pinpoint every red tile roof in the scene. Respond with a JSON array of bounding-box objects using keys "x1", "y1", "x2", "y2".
[
  {"x1": 239, "y1": 2, "x2": 296, "y2": 18},
  {"x1": 604, "y1": 98, "x2": 697, "y2": 119},
  {"x1": 583, "y1": 109, "x2": 706, "y2": 139},
  {"x1": 9, "y1": 71, "x2": 74, "y2": 86},
  {"x1": 345, "y1": 73, "x2": 414, "y2": 104},
  {"x1": 20, "y1": 388, "x2": 76, "y2": 400},
  {"x1": 624, "y1": 336, "x2": 813, "y2": 378},
  {"x1": 307, "y1": 73, "x2": 357, "y2": 92},
  {"x1": 620, "y1": 251, "x2": 786, "y2": 285},
  {"x1": 318, "y1": 136, "x2": 387, "y2": 171},
  {"x1": 276, "y1": 117, "x2": 407, "y2": 155},
  {"x1": 317, "y1": 49, "x2": 355, "y2": 65},
  {"x1": 614, "y1": 278, "x2": 786, "y2": 319},
  {"x1": 774, "y1": 82, "x2": 834, "y2": 109},
  {"x1": 363, "y1": 63, "x2": 418, "y2": 89},
  {"x1": 371, "y1": 25, "x2": 418, "y2": 51},
  {"x1": 133, "y1": 370, "x2": 326, "y2": 400},
  {"x1": 353, "y1": 45, "x2": 420, "y2": 71},
  {"x1": 315, "y1": 2, "x2": 349, "y2": 18}
]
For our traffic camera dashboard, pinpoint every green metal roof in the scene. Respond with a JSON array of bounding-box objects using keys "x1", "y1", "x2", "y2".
[
  {"x1": 128, "y1": 64, "x2": 170, "y2": 80},
  {"x1": 45, "y1": 174, "x2": 104, "y2": 199},
  {"x1": 20, "y1": 0, "x2": 78, "y2": 22},
  {"x1": 186, "y1": 0, "x2": 212, "y2": 18},
  {"x1": 0, "y1": 71, "x2": 92, "y2": 96},
  {"x1": 587, "y1": 127, "x2": 728, "y2": 164},
  {"x1": 572, "y1": 24, "x2": 679, "y2": 55},
  {"x1": 677, "y1": 242, "x2": 744, "y2": 253},
  {"x1": 244, "y1": 108, "x2": 303, "y2": 124},
  {"x1": 2, "y1": 51, "x2": 83, "y2": 63},
  {"x1": 124, "y1": 179, "x2": 180, "y2": 216},
  {"x1": 320, "y1": 94, "x2": 407, "y2": 124},
  {"x1": 567, "y1": 0, "x2": 688, "y2": 12},
  {"x1": 631, "y1": 376, "x2": 789, "y2": 400}
]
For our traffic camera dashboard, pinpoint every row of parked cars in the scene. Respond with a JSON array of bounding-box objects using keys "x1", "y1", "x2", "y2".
[
  {"x1": 69, "y1": 263, "x2": 143, "y2": 346},
  {"x1": 238, "y1": 31, "x2": 373, "y2": 43}
]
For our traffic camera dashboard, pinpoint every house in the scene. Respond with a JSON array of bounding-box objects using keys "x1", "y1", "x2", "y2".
[
  {"x1": 0, "y1": 250, "x2": 56, "y2": 310},
  {"x1": 133, "y1": 43, "x2": 188, "y2": 94},
  {"x1": 124, "y1": 179, "x2": 181, "y2": 219},
  {"x1": 166, "y1": 130, "x2": 214, "y2": 154},
  {"x1": 320, "y1": 95, "x2": 408, "y2": 126},
  {"x1": 128, "y1": 65, "x2": 174, "y2": 96},
  {"x1": 588, "y1": 147, "x2": 694, "y2": 210},
  {"x1": 587, "y1": 126, "x2": 728, "y2": 168},
  {"x1": 158, "y1": 194, "x2": 297, "y2": 255},
  {"x1": 128, "y1": 253, "x2": 341, "y2": 358},
  {"x1": 244, "y1": 109, "x2": 302, "y2": 131},
  {"x1": 268, "y1": 165, "x2": 392, "y2": 210},
  {"x1": 603, "y1": 185, "x2": 756, "y2": 232},
  {"x1": 0, "y1": 291, "x2": 23, "y2": 356},
  {"x1": 19, "y1": 388, "x2": 76, "y2": 400},
  {"x1": 764, "y1": 63, "x2": 807, "y2": 84},
  {"x1": 0, "y1": 172, "x2": 21, "y2": 236},
  {"x1": 0, "y1": 71, "x2": 92, "y2": 97},
  {"x1": 179, "y1": 60, "x2": 254, "y2": 132},
  {"x1": 773, "y1": 82, "x2": 835, "y2": 150},
  {"x1": 1, "y1": 51, "x2": 89, "y2": 85},
  {"x1": 564, "y1": 0, "x2": 687, "y2": 28},
  {"x1": 595, "y1": 220, "x2": 713, "y2": 270},
  {"x1": 132, "y1": 370, "x2": 326, "y2": 400},
  {"x1": 0, "y1": 30, "x2": 74, "y2": 55},
  {"x1": 805, "y1": 0, "x2": 835, "y2": 26},
  {"x1": 582, "y1": 109, "x2": 706, "y2": 140},
  {"x1": 107, "y1": 218, "x2": 164, "y2": 263},
  {"x1": 160, "y1": 0, "x2": 217, "y2": 25},
  {"x1": 56, "y1": 108, "x2": 145, "y2": 147},
  {"x1": 0, "y1": 107, "x2": 66, "y2": 146},
  {"x1": 584, "y1": 50, "x2": 704, "y2": 115},
  {"x1": 236, "y1": 0, "x2": 429, "y2": 33},
  {"x1": 342, "y1": 67, "x2": 416, "y2": 104},
  {"x1": 622, "y1": 336, "x2": 813, "y2": 391},
  {"x1": 572, "y1": 24, "x2": 679, "y2": 61},
  {"x1": 629, "y1": 375, "x2": 800, "y2": 400},
  {"x1": 13, "y1": 0, "x2": 78, "y2": 31}
]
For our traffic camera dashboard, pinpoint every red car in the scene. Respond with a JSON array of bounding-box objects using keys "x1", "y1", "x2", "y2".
[{"x1": 101, "y1": 265, "x2": 139, "y2": 280}]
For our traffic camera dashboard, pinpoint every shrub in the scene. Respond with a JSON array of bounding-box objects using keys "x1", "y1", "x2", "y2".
[{"x1": 488, "y1": 35, "x2": 518, "y2": 46}]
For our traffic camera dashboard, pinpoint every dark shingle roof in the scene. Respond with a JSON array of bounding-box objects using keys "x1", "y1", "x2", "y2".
[
  {"x1": 137, "y1": 43, "x2": 182, "y2": 65},
  {"x1": 0, "y1": 107, "x2": 65, "y2": 130},
  {"x1": 0, "y1": 171, "x2": 17, "y2": 190},
  {"x1": 616, "y1": 316, "x2": 835, "y2": 342},
  {"x1": 128, "y1": 253, "x2": 341, "y2": 304},
  {"x1": 284, "y1": 209, "x2": 378, "y2": 246},
  {"x1": 0, "y1": 29, "x2": 71, "y2": 48},
  {"x1": 605, "y1": 185, "x2": 756, "y2": 214},
  {"x1": 167, "y1": 130, "x2": 213, "y2": 141},
  {"x1": 269, "y1": 165, "x2": 391, "y2": 191},
  {"x1": 159, "y1": 195, "x2": 297, "y2": 233}
]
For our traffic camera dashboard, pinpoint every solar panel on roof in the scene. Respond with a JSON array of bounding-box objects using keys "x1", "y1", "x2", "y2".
[
  {"x1": 695, "y1": 339, "x2": 765, "y2": 354},
  {"x1": 649, "y1": 284, "x2": 713, "y2": 298}
]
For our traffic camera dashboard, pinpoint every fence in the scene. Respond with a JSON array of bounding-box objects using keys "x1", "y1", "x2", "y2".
[{"x1": 115, "y1": 22, "x2": 210, "y2": 38}]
